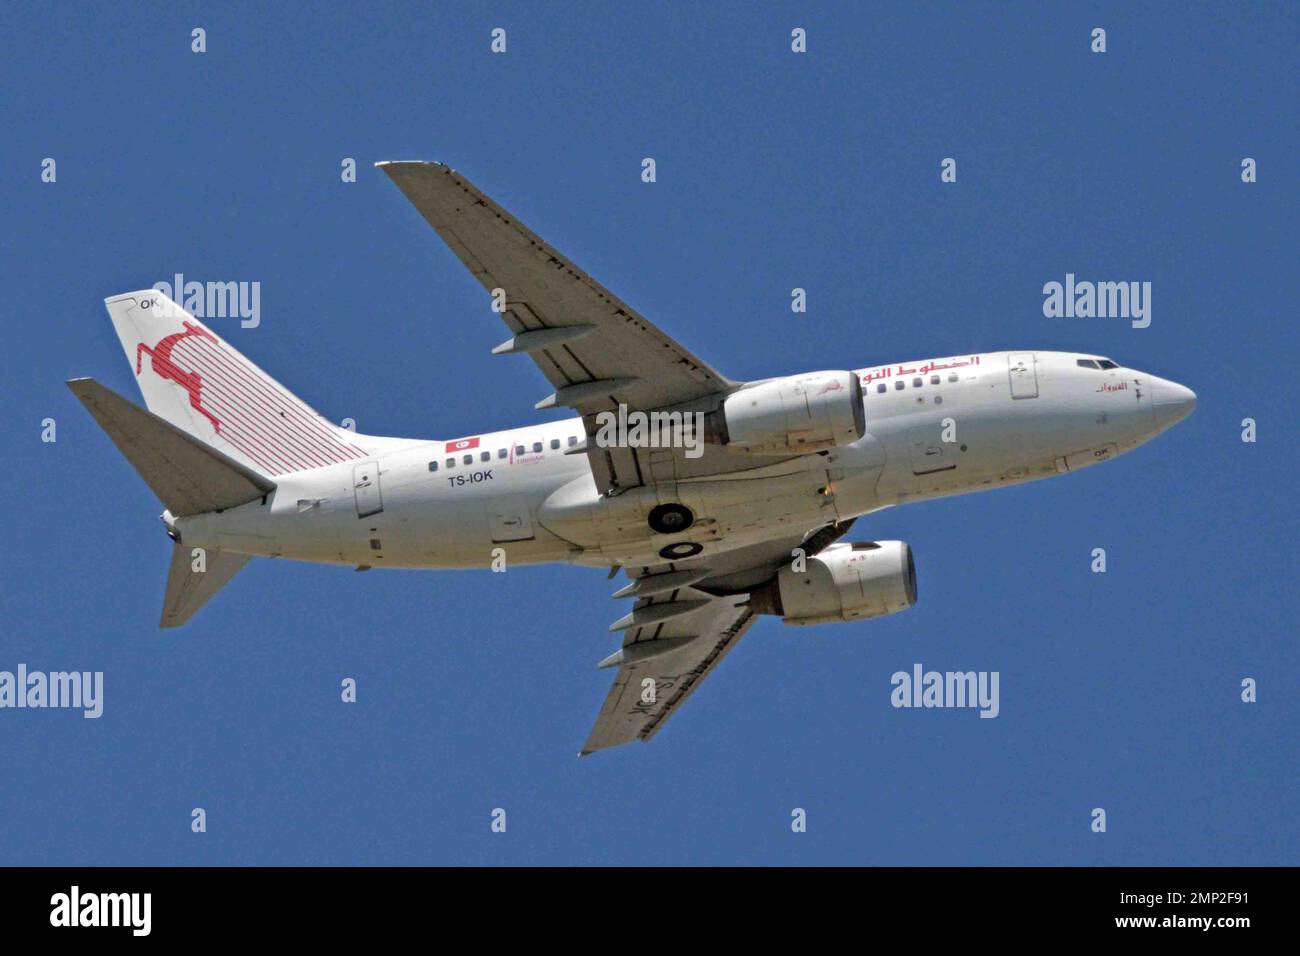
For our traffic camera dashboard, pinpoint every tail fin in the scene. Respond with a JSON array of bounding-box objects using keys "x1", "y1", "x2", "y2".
[
  {"x1": 162, "y1": 542, "x2": 251, "y2": 628},
  {"x1": 105, "y1": 291, "x2": 368, "y2": 477}
]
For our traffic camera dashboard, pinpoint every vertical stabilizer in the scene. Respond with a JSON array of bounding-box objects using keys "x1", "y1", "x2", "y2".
[{"x1": 105, "y1": 290, "x2": 368, "y2": 476}]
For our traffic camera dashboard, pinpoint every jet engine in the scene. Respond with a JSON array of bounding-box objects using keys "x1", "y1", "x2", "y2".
[
  {"x1": 751, "y1": 541, "x2": 917, "y2": 625},
  {"x1": 707, "y1": 370, "x2": 865, "y2": 454}
]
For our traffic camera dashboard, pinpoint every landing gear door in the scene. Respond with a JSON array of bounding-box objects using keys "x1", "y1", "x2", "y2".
[
  {"x1": 1008, "y1": 353, "x2": 1039, "y2": 399},
  {"x1": 353, "y1": 462, "x2": 383, "y2": 518}
]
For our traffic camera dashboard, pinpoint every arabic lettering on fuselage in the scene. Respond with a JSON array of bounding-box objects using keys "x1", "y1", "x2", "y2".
[{"x1": 858, "y1": 355, "x2": 982, "y2": 383}]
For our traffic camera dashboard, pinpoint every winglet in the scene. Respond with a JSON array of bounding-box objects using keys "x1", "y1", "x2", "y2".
[{"x1": 374, "y1": 159, "x2": 447, "y2": 169}]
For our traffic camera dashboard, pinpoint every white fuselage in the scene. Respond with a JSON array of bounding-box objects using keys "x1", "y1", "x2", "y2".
[{"x1": 172, "y1": 351, "x2": 1195, "y2": 571}]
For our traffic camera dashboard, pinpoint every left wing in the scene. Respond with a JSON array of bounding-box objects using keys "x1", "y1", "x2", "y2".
[
  {"x1": 377, "y1": 161, "x2": 733, "y2": 413},
  {"x1": 378, "y1": 161, "x2": 743, "y2": 493},
  {"x1": 581, "y1": 521, "x2": 855, "y2": 754}
]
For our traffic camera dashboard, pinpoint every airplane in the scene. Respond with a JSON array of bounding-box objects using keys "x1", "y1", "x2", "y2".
[{"x1": 67, "y1": 161, "x2": 1197, "y2": 754}]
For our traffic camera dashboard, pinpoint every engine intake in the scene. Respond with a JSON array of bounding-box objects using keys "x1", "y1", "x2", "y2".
[
  {"x1": 752, "y1": 541, "x2": 917, "y2": 625},
  {"x1": 708, "y1": 370, "x2": 865, "y2": 455}
]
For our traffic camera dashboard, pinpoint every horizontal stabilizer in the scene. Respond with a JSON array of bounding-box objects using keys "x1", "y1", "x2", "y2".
[
  {"x1": 162, "y1": 542, "x2": 251, "y2": 628},
  {"x1": 68, "y1": 377, "x2": 275, "y2": 516}
]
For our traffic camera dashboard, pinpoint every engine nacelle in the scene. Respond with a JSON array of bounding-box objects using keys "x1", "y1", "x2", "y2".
[
  {"x1": 757, "y1": 541, "x2": 917, "y2": 625},
  {"x1": 710, "y1": 370, "x2": 865, "y2": 454}
]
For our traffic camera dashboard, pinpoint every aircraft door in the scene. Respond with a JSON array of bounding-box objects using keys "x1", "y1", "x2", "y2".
[
  {"x1": 1008, "y1": 353, "x2": 1039, "y2": 399},
  {"x1": 353, "y1": 462, "x2": 383, "y2": 518}
]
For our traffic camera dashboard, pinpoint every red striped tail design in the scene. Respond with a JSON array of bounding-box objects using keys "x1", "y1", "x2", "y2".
[{"x1": 106, "y1": 291, "x2": 367, "y2": 477}]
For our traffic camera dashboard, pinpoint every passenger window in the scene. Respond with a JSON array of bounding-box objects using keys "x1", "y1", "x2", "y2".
[
  {"x1": 567, "y1": 435, "x2": 578, "y2": 447},
  {"x1": 498, "y1": 448, "x2": 507, "y2": 459},
  {"x1": 930, "y1": 374, "x2": 940, "y2": 385},
  {"x1": 876, "y1": 383, "x2": 887, "y2": 394},
  {"x1": 947, "y1": 373, "x2": 958, "y2": 383},
  {"x1": 480, "y1": 451, "x2": 490, "y2": 462},
  {"x1": 463, "y1": 454, "x2": 473, "y2": 465},
  {"x1": 446, "y1": 458, "x2": 455, "y2": 468},
  {"x1": 550, "y1": 438, "x2": 560, "y2": 450},
  {"x1": 428, "y1": 461, "x2": 438, "y2": 472},
  {"x1": 515, "y1": 445, "x2": 525, "y2": 456},
  {"x1": 912, "y1": 377, "x2": 922, "y2": 388},
  {"x1": 532, "y1": 442, "x2": 543, "y2": 453},
  {"x1": 894, "y1": 380, "x2": 905, "y2": 390}
]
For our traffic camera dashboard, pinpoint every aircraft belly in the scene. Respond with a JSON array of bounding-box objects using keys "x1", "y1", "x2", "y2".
[{"x1": 538, "y1": 458, "x2": 843, "y2": 567}]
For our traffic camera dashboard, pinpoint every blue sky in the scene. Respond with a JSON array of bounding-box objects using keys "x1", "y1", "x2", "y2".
[{"x1": 1, "y1": 2, "x2": 1296, "y2": 865}]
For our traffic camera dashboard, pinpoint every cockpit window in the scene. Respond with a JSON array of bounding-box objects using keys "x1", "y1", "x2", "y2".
[
  {"x1": 1076, "y1": 359, "x2": 1099, "y2": 369},
  {"x1": 1097, "y1": 359, "x2": 1119, "y2": 370}
]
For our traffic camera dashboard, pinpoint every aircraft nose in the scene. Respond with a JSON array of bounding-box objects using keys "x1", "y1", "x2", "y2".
[{"x1": 1151, "y1": 377, "x2": 1196, "y2": 431}]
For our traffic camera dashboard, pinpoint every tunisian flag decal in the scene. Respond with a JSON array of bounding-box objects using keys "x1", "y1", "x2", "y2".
[{"x1": 445, "y1": 437, "x2": 480, "y2": 453}]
